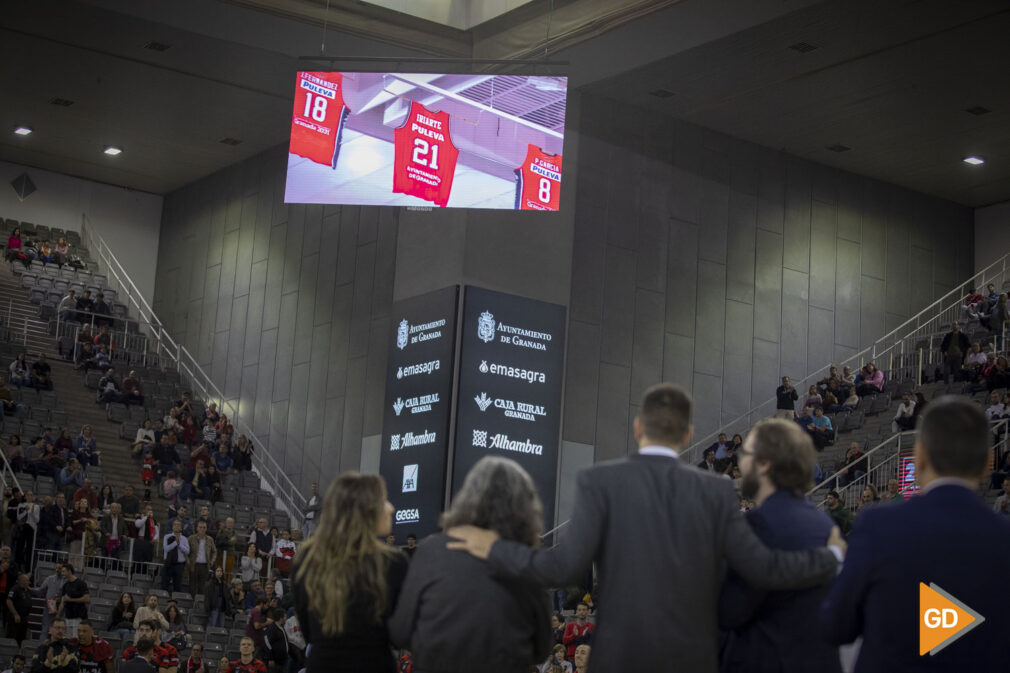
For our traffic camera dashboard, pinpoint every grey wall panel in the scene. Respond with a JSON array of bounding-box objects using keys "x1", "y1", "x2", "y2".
[
  {"x1": 756, "y1": 153, "x2": 785, "y2": 234},
  {"x1": 834, "y1": 239, "x2": 861, "y2": 349},
  {"x1": 861, "y1": 184, "x2": 888, "y2": 280},
  {"x1": 694, "y1": 260, "x2": 727, "y2": 377},
  {"x1": 836, "y1": 174, "x2": 863, "y2": 243},
  {"x1": 594, "y1": 363, "x2": 631, "y2": 462},
  {"x1": 339, "y1": 356, "x2": 367, "y2": 473},
  {"x1": 562, "y1": 322, "x2": 601, "y2": 446},
  {"x1": 750, "y1": 338, "x2": 779, "y2": 408},
  {"x1": 558, "y1": 441, "x2": 595, "y2": 527},
  {"x1": 691, "y1": 371, "x2": 722, "y2": 438},
  {"x1": 665, "y1": 219, "x2": 700, "y2": 337},
  {"x1": 753, "y1": 230, "x2": 783, "y2": 343},
  {"x1": 722, "y1": 300, "x2": 754, "y2": 418},
  {"x1": 362, "y1": 317, "x2": 390, "y2": 437},
  {"x1": 696, "y1": 154, "x2": 730, "y2": 265},
  {"x1": 783, "y1": 159, "x2": 811, "y2": 273},
  {"x1": 885, "y1": 205, "x2": 911, "y2": 318},
  {"x1": 726, "y1": 192, "x2": 757, "y2": 305},
  {"x1": 358, "y1": 435, "x2": 381, "y2": 477},
  {"x1": 663, "y1": 333, "x2": 695, "y2": 391},
  {"x1": 780, "y1": 268, "x2": 809, "y2": 378},
  {"x1": 636, "y1": 214, "x2": 669, "y2": 294},
  {"x1": 599, "y1": 246, "x2": 636, "y2": 366},
  {"x1": 810, "y1": 164, "x2": 838, "y2": 205},
  {"x1": 910, "y1": 247, "x2": 934, "y2": 315},
  {"x1": 809, "y1": 201, "x2": 837, "y2": 311},
  {"x1": 630, "y1": 288, "x2": 665, "y2": 403},
  {"x1": 860, "y1": 276, "x2": 886, "y2": 348},
  {"x1": 808, "y1": 306, "x2": 834, "y2": 373}
]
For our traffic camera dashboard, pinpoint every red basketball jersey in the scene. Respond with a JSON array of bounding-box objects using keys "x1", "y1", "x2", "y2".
[
  {"x1": 289, "y1": 71, "x2": 349, "y2": 168},
  {"x1": 392, "y1": 101, "x2": 459, "y2": 207},
  {"x1": 514, "y1": 144, "x2": 563, "y2": 211}
]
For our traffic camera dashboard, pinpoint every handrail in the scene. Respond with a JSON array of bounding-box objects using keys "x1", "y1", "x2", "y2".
[
  {"x1": 79, "y1": 215, "x2": 308, "y2": 528},
  {"x1": 806, "y1": 431, "x2": 904, "y2": 497},
  {"x1": 683, "y1": 253, "x2": 1010, "y2": 464}
]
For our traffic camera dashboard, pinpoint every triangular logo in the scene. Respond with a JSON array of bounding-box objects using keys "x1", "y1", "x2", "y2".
[{"x1": 919, "y1": 582, "x2": 985, "y2": 656}]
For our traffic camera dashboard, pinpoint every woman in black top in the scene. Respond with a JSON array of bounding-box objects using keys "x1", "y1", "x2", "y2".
[
  {"x1": 293, "y1": 473, "x2": 406, "y2": 673},
  {"x1": 389, "y1": 456, "x2": 551, "y2": 673}
]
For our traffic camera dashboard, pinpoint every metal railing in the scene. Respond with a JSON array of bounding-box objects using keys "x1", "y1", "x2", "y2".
[
  {"x1": 79, "y1": 215, "x2": 306, "y2": 528},
  {"x1": 682, "y1": 253, "x2": 1010, "y2": 464}
]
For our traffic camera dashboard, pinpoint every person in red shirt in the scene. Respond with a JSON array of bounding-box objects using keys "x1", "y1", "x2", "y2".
[
  {"x1": 562, "y1": 603, "x2": 594, "y2": 660},
  {"x1": 123, "y1": 620, "x2": 179, "y2": 673},
  {"x1": 72, "y1": 620, "x2": 114, "y2": 673},
  {"x1": 227, "y1": 637, "x2": 267, "y2": 673}
]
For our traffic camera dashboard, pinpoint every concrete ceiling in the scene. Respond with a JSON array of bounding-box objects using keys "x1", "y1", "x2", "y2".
[{"x1": 2, "y1": 0, "x2": 1007, "y2": 207}]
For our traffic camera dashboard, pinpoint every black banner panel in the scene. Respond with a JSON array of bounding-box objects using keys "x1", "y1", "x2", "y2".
[
  {"x1": 379, "y1": 286, "x2": 459, "y2": 541},
  {"x1": 453, "y1": 286, "x2": 567, "y2": 531}
]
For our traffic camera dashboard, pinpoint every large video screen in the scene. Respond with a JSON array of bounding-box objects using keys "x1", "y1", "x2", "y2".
[
  {"x1": 284, "y1": 72, "x2": 567, "y2": 210},
  {"x1": 379, "y1": 286, "x2": 459, "y2": 541},
  {"x1": 452, "y1": 286, "x2": 567, "y2": 533}
]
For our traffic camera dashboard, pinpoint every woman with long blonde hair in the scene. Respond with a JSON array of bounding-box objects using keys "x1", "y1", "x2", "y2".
[{"x1": 293, "y1": 472, "x2": 405, "y2": 672}]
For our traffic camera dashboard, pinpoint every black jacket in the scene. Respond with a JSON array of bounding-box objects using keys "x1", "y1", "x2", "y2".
[
  {"x1": 940, "y1": 330, "x2": 970, "y2": 355},
  {"x1": 389, "y1": 533, "x2": 551, "y2": 673}
]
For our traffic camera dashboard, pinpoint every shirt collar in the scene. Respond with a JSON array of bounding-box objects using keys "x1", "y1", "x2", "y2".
[
  {"x1": 922, "y1": 477, "x2": 979, "y2": 494},
  {"x1": 638, "y1": 445, "x2": 679, "y2": 459}
]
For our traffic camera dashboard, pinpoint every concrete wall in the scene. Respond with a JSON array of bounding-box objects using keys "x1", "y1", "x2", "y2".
[
  {"x1": 561, "y1": 94, "x2": 974, "y2": 459},
  {"x1": 975, "y1": 200, "x2": 1010, "y2": 272},
  {"x1": 0, "y1": 160, "x2": 163, "y2": 301}
]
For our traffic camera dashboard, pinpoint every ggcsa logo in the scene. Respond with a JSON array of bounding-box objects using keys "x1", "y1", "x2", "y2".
[
  {"x1": 397, "y1": 319, "x2": 409, "y2": 350},
  {"x1": 395, "y1": 508, "x2": 420, "y2": 524},
  {"x1": 477, "y1": 310, "x2": 496, "y2": 344}
]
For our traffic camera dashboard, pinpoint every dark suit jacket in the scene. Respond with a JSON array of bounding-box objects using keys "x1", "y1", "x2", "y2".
[
  {"x1": 38, "y1": 505, "x2": 68, "y2": 544},
  {"x1": 487, "y1": 453, "x2": 838, "y2": 672},
  {"x1": 389, "y1": 533, "x2": 551, "y2": 673},
  {"x1": 821, "y1": 483, "x2": 1010, "y2": 672},
  {"x1": 718, "y1": 491, "x2": 841, "y2": 673}
]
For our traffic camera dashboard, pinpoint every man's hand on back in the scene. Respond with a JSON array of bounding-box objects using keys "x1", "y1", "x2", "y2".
[{"x1": 446, "y1": 525, "x2": 500, "y2": 560}]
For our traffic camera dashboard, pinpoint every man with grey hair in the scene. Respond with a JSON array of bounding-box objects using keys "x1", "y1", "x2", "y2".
[{"x1": 32, "y1": 561, "x2": 65, "y2": 640}]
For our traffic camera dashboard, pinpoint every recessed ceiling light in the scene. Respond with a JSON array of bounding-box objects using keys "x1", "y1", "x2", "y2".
[
  {"x1": 48, "y1": 97, "x2": 74, "y2": 107},
  {"x1": 963, "y1": 156, "x2": 984, "y2": 165},
  {"x1": 218, "y1": 137, "x2": 243, "y2": 146},
  {"x1": 144, "y1": 41, "x2": 172, "y2": 52},
  {"x1": 649, "y1": 89, "x2": 674, "y2": 99},
  {"x1": 13, "y1": 126, "x2": 32, "y2": 136},
  {"x1": 827, "y1": 144, "x2": 851, "y2": 153},
  {"x1": 965, "y1": 106, "x2": 991, "y2": 116},
  {"x1": 103, "y1": 146, "x2": 123, "y2": 156}
]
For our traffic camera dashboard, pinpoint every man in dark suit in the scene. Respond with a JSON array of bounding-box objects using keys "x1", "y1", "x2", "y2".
[
  {"x1": 821, "y1": 396, "x2": 1010, "y2": 671},
  {"x1": 718, "y1": 419, "x2": 841, "y2": 673},
  {"x1": 448, "y1": 383, "x2": 844, "y2": 672}
]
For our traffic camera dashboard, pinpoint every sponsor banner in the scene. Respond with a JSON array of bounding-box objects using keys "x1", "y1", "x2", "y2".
[
  {"x1": 453, "y1": 286, "x2": 567, "y2": 532},
  {"x1": 380, "y1": 286, "x2": 459, "y2": 541}
]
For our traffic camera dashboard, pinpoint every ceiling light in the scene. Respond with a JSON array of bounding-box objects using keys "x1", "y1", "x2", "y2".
[
  {"x1": 827, "y1": 144, "x2": 851, "y2": 153},
  {"x1": 103, "y1": 146, "x2": 123, "y2": 156},
  {"x1": 144, "y1": 41, "x2": 172, "y2": 52},
  {"x1": 788, "y1": 41, "x2": 819, "y2": 53},
  {"x1": 965, "y1": 106, "x2": 991, "y2": 116},
  {"x1": 49, "y1": 97, "x2": 74, "y2": 107},
  {"x1": 219, "y1": 137, "x2": 243, "y2": 146},
  {"x1": 13, "y1": 127, "x2": 32, "y2": 136},
  {"x1": 963, "y1": 156, "x2": 984, "y2": 165},
  {"x1": 649, "y1": 89, "x2": 674, "y2": 99}
]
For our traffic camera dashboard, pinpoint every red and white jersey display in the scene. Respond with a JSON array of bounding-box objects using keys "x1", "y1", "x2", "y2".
[
  {"x1": 514, "y1": 144, "x2": 562, "y2": 211},
  {"x1": 392, "y1": 101, "x2": 459, "y2": 207},
  {"x1": 289, "y1": 71, "x2": 350, "y2": 168}
]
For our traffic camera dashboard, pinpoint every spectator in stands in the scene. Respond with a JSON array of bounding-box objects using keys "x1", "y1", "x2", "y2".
[
  {"x1": 37, "y1": 240, "x2": 52, "y2": 267},
  {"x1": 274, "y1": 530, "x2": 296, "y2": 575},
  {"x1": 58, "y1": 563, "x2": 90, "y2": 639},
  {"x1": 216, "y1": 414, "x2": 234, "y2": 439},
  {"x1": 75, "y1": 426, "x2": 99, "y2": 467},
  {"x1": 204, "y1": 566, "x2": 231, "y2": 628},
  {"x1": 133, "y1": 505, "x2": 159, "y2": 574},
  {"x1": 184, "y1": 643, "x2": 205, "y2": 673},
  {"x1": 76, "y1": 290, "x2": 95, "y2": 324},
  {"x1": 200, "y1": 417, "x2": 217, "y2": 448},
  {"x1": 14, "y1": 491, "x2": 39, "y2": 568},
  {"x1": 835, "y1": 442, "x2": 866, "y2": 488},
  {"x1": 964, "y1": 341, "x2": 987, "y2": 371},
  {"x1": 121, "y1": 371, "x2": 143, "y2": 406},
  {"x1": 250, "y1": 518, "x2": 274, "y2": 568},
  {"x1": 8, "y1": 354, "x2": 29, "y2": 388},
  {"x1": 940, "y1": 321, "x2": 971, "y2": 383},
  {"x1": 29, "y1": 616, "x2": 76, "y2": 673},
  {"x1": 245, "y1": 593, "x2": 270, "y2": 650},
  {"x1": 550, "y1": 613, "x2": 566, "y2": 647},
  {"x1": 212, "y1": 444, "x2": 234, "y2": 477},
  {"x1": 303, "y1": 483, "x2": 320, "y2": 537},
  {"x1": 3, "y1": 435, "x2": 23, "y2": 473},
  {"x1": 54, "y1": 428, "x2": 72, "y2": 459},
  {"x1": 53, "y1": 237, "x2": 69, "y2": 269},
  {"x1": 774, "y1": 377, "x2": 798, "y2": 419},
  {"x1": 117, "y1": 485, "x2": 141, "y2": 521},
  {"x1": 228, "y1": 578, "x2": 246, "y2": 618},
  {"x1": 884, "y1": 478, "x2": 903, "y2": 502},
  {"x1": 215, "y1": 517, "x2": 241, "y2": 555},
  {"x1": 132, "y1": 596, "x2": 168, "y2": 640},
  {"x1": 985, "y1": 391, "x2": 1005, "y2": 420},
  {"x1": 69, "y1": 497, "x2": 96, "y2": 546},
  {"x1": 97, "y1": 484, "x2": 114, "y2": 514},
  {"x1": 162, "y1": 605, "x2": 187, "y2": 651},
  {"x1": 3, "y1": 653, "x2": 25, "y2": 673},
  {"x1": 720, "y1": 419, "x2": 841, "y2": 673},
  {"x1": 92, "y1": 293, "x2": 112, "y2": 329},
  {"x1": 179, "y1": 414, "x2": 199, "y2": 448},
  {"x1": 31, "y1": 353, "x2": 53, "y2": 391},
  {"x1": 204, "y1": 465, "x2": 222, "y2": 503},
  {"x1": 960, "y1": 286, "x2": 985, "y2": 321},
  {"x1": 32, "y1": 561, "x2": 64, "y2": 638},
  {"x1": 186, "y1": 520, "x2": 216, "y2": 594},
  {"x1": 228, "y1": 636, "x2": 267, "y2": 673},
  {"x1": 187, "y1": 443, "x2": 212, "y2": 473},
  {"x1": 994, "y1": 482, "x2": 1010, "y2": 517},
  {"x1": 126, "y1": 619, "x2": 180, "y2": 673},
  {"x1": 93, "y1": 325, "x2": 112, "y2": 352},
  {"x1": 706, "y1": 433, "x2": 731, "y2": 461},
  {"x1": 97, "y1": 369, "x2": 120, "y2": 404},
  {"x1": 824, "y1": 491, "x2": 853, "y2": 536},
  {"x1": 6, "y1": 572, "x2": 31, "y2": 645},
  {"x1": 38, "y1": 494, "x2": 68, "y2": 551},
  {"x1": 854, "y1": 363, "x2": 884, "y2": 396},
  {"x1": 5, "y1": 227, "x2": 22, "y2": 263},
  {"x1": 73, "y1": 478, "x2": 98, "y2": 511},
  {"x1": 240, "y1": 544, "x2": 262, "y2": 588},
  {"x1": 0, "y1": 378, "x2": 25, "y2": 422},
  {"x1": 72, "y1": 620, "x2": 114, "y2": 673},
  {"x1": 195, "y1": 506, "x2": 217, "y2": 535},
  {"x1": 262, "y1": 608, "x2": 289, "y2": 673},
  {"x1": 857, "y1": 484, "x2": 880, "y2": 514},
  {"x1": 989, "y1": 293, "x2": 1009, "y2": 349},
  {"x1": 562, "y1": 602, "x2": 594, "y2": 661},
  {"x1": 203, "y1": 402, "x2": 220, "y2": 425},
  {"x1": 803, "y1": 385, "x2": 823, "y2": 410},
  {"x1": 161, "y1": 520, "x2": 190, "y2": 592},
  {"x1": 234, "y1": 435, "x2": 253, "y2": 472},
  {"x1": 59, "y1": 460, "x2": 84, "y2": 502},
  {"x1": 100, "y1": 502, "x2": 130, "y2": 560},
  {"x1": 821, "y1": 381, "x2": 841, "y2": 412},
  {"x1": 152, "y1": 436, "x2": 181, "y2": 484},
  {"x1": 988, "y1": 355, "x2": 1010, "y2": 392},
  {"x1": 697, "y1": 448, "x2": 718, "y2": 473},
  {"x1": 892, "y1": 392, "x2": 916, "y2": 432},
  {"x1": 131, "y1": 420, "x2": 156, "y2": 459},
  {"x1": 572, "y1": 645, "x2": 589, "y2": 673},
  {"x1": 805, "y1": 407, "x2": 833, "y2": 451}
]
